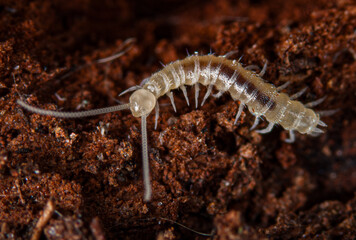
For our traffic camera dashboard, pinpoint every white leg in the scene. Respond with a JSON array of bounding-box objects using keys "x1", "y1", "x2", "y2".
[
  {"x1": 186, "y1": 49, "x2": 191, "y2": 56},
  {"x1": 317, "y1": 109, "x2": 339, "y2": 117},
  {"x1": 139, "y1": 77, "x2": 150, "y2": 86},
  {"x1": 311, "y1": 127, "x2": 324, "y2": 134},
  {"x1": 166, "y1": 91, "x2": 177, "y2": 112},
  {"x1": 119, "y1": 85, "x2": 141, "y2": 96},
  {"x1": 245, "y1": 65, "x2": 260, "y2": 72},
  {"x1": 201, "y1": 84, "x2": 213, "y2": 106},
  {"x1": 212, "y1": 90, "x2": 224, "y2": 98},
  {"x1": 195, "y1": 83, "x2": 200, "y2": 109},
  {"x1": 305, "y1": 96, "x2": 327, "y2": 108},
  {"x1": 276, "y1": 82, "x2": 291, "y2": 91},
  {"x1": 209, "y1": 48, "x2": 213, "y2": 55},
  {"x1": 284, "y1": 130, "x2": 295, "y2": 143},
  {"x1": 256, "y1": 122, "x2": 274, "y2": 134},
  {"x1": 234, "y1": 104, "x2": 245, "y2": 125},
  {"x1": 317, "y1": 120, "x2": 327, "y2": 127},
  {"x1": 180, "y1": 85, "x2": 190, "y2": 106},
  {"x1": 111, "y1": 97, "x2": 125, "y2": 104},
  {"x1": 223, "y1": 50, "x2": 239, "y2": 58},
  {"x1": 154, "y1": 103, "x2": 160, "y2": 130},
  {"x1": 259, "y1": 61, "x2": 268, "y2": 77},
  {"x1": 250, "y1": 117, "x2": 260, "y2": 130},
  {"x1": 290, "y1": 87, "x2": 308, "y2": 100}
]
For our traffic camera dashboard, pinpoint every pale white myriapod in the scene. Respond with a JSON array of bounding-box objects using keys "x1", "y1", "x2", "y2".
[{"x1": 17, "y1": 53, "x2": 329, "y2": 202}]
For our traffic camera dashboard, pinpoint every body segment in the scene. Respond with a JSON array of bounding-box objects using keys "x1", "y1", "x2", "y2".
[{"x1": 143, "y1": 55, "x2": 322, "y2": 135}]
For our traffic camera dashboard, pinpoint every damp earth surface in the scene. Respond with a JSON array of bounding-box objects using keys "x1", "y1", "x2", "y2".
[{"x1": 0, "y1": 0, "x2": 355, "y2": 239}]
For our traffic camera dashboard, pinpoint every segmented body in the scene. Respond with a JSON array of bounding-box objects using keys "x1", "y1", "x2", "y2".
[{"x1": 143, "y1": 55, "x2": 321, "y2": 135}]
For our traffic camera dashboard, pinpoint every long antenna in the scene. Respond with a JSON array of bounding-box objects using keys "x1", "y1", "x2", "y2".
[
  {"x1": 17, "y1": 100, "x2": 130, "y2": 118},
  {"x1": 141, "y1": 115, "x2": 152, "y2": 201}
]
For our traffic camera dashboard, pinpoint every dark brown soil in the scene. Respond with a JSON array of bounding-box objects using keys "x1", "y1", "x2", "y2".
[{"x1": 1, "y1": 0, "x2": 355, "y2": 239}]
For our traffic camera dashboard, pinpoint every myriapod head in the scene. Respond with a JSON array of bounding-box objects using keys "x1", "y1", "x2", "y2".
[{"x1": 129, "y1": 89, "x2": 156, "y2": 117}]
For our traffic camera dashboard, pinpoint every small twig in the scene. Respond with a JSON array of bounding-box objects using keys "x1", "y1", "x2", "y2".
[
  {"x1": 15, "y1": 179, "x2": 25, "y2": 204},
  {"x1": 90, "y1": 217, "x2": 106, "y2": 240},
  {"x1": 58, "y1": 37, "x2": 136, "y2": 81},
  {"x1": 31, "y1": 199, "x2": 55, "y2": 240},
  {"x1": 95, "y1": 38, "x2": 136, "y2": 64},
  {"x1": 12, "y1": 73, "x2": 24, "y2": 99},
  {"x1": 159, "y1": 217, "x2": 214, "y2": 237}
]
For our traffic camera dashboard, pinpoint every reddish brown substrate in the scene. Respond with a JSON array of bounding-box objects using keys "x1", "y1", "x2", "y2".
[{"x1": 0, "y1": 0, "x2": 355, "y2": 239}]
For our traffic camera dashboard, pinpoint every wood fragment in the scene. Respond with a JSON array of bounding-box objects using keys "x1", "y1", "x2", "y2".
[{"x1": 31, "y1": 199, "x2": 55, "y2": 240}]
